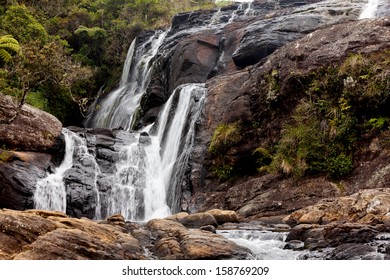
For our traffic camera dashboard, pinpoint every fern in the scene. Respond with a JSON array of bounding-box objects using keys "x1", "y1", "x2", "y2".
[{"x1": 0, "y1": 35, "x2": 20, "y2": 64}]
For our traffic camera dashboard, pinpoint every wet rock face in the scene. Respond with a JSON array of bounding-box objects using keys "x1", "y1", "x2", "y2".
[
  {"x1": 0, "y1": 151, "x2": 53, "y2": 210},
  {"x1": 63, "y1": 127, "x2": 149, "y2": 219},
  {"x1": 0, "y1": 126, "x2": 149, "y2": 220},
  {"x1": 0, "y1": 93, "x2": 62, "y2": 152},
  {"x1": 232, "y1": 0, "x2": 364, "y2": 68}
]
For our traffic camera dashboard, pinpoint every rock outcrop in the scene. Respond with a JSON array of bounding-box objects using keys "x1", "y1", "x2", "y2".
[
  {"x1": 0, "y1": 93, "x2": 62, "y2": 152},
  {"x1": 284, "y1": 189, "x2": 390, "y2": 226},
  {"x1": 282, "y1": 189, "x2": 390, "y2": 255},
  {"x1": 0, "y1": 209, "x2": 251, "y2": 260}
]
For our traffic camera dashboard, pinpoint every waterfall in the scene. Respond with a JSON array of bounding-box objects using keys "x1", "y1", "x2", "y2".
[
  {"x1": 228, "y1": 0, "x2": 255, "y2": 23},
  {"x1": 359, "y1": 0, "x2": 379, "y2": 19},
  {"x1": 143, "y1": 83, "x2": 207, "y2": 216},
  {"x1": 85, "y1": 30, "x2": 168, "y2": 131},
  {"x1": 34, "y1": 129, "x2": 102, "y2": 219},
  {"x1": 34, "y1": 83, "x2": 206, "y2": 221},
  {"x1": 106, "y1": 133, "x2": 146, "y2": 220},
  {"x1": 97, "y1": 83, "x2": 207, "y2": 220}
]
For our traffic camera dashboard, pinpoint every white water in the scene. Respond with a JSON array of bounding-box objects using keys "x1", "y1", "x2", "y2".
[
  {"x1": 211, "y1": 0, "x2": 254, "y2": 24},
  {"x1": 142, "y1": 83, "x2": 207, "y2": 219},
  {"x1": 34, "y1": 130, "x2": 73, "y2": 212},
  {"x1": 86, "y1": 30, "x2": 168, "y2": 131},
  {"x1": 359, "y1": 0, "x2": 379, "y2": 19},
  {"x1": 218, "y1": 230, "x2": 305, "y2": 260},
  {"x1": 34, "y1": 129, "x2": 102, "y2": 219},
  {"x1": 105, "y1": 134, "x2": 146, "y2": 220},
  {"x1": 228, "y1": 0, "x2": 254, "y2": 23}
]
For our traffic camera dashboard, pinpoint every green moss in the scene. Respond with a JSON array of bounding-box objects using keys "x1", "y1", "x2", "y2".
[
  {"x1": 208, "y1": 122, "x2": 242, "y2": 181},
  {"x1": 252, "y1": 147, "x2": 272, "y2": 172},
  {"x1": 0, "y1": 150, "x2": 12, "y2": 162},
  {"x1": 41, "y1": 130, "x2": 54, "y2": 141},
  {"x1": 209, "y1": 122, "x2": 241, "y2": 155},
  {"x1": 211, "y1": 164, "x2": 234, "y2": 182}
]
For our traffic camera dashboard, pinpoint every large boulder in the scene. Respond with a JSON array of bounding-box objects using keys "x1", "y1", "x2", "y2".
[
  {"x1": 145, "y1": 218, "x2": 252, "y2": 260},
  {"x1": 0, "y1": 93, "x2": 62, "y2": 152}
]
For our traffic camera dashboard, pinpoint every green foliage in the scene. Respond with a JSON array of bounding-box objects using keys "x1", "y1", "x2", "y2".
[
  {"x1": 271, "y1": 50, "x2": 390, "y2": 179},
  {"x1": 25, "y1": 90, "x2": 48, "y2": 111},
  {"x1": 0, "y1": 5, "x2": 48, "y2": 44},
  {"x1": 267, "y1": 69, "x2": 280, "y2": 102},
  {"x1": 339, "y1": 51, "x2": 390, "y2": 115},
  {"x1": 327, "y1": 153, "x2": 353, "y2": 178},
  {"x1": 0, "y1": 35, "x2": 20, "y2": 65},
  {"x1": 272, "y1": 100, "x2": 355, "y2": 178},
  {"x1": 252, "y1": 147, "x2": 272, "y2": 172},
  {"x1": 208, "y1": 122, "x2": 242, "y2": 182},
  {"x1": 366, "y1": 117, "x2": 389, "y2": 133},
  {"x1": 1, "y1": 38, "x2": 94, "y2": 123}
]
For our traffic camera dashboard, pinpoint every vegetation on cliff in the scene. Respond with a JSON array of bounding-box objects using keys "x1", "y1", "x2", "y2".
[
  {"x1": 268, "y1": 50, "x2": 390, "y2": 179},
  {"x1": 0, "y1": 0, "x2": 216, "y2": 124}
]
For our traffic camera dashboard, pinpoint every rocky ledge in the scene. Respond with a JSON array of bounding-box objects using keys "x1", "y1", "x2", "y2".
[
  {"x1": 0, "y1": 209, "x2": 251, "y2": 260},
  {"x1": 283, "y1": 188, "x2": 390, "y2": 259}
]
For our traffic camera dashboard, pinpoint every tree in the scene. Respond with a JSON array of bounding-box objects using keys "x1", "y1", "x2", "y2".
[
  {"x1": 3, "y1": 39, "x2": 94, "y2": 123},
  {"x1": 0, "y1": 35, "x2": 20, "y2": 66},
  {"x1": 0, "y1": 4, "x2": 48, "y2": 44}
]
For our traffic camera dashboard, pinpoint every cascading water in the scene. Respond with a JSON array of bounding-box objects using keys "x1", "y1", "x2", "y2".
[
  {"x1": 34, "y1": 128, "x2": 102, "y2": 219},
  {"x1": 228, "y1": 0, "x2": 255, "y2": 23},
  {"x1": 218, "y1": 230, "x2": 306, "y2": 260},
  {"x1": 359, "y1": 0, "x2": 379, "y2": 19},
  {"x1": 143, "y1": 83, "x2": 207, "y2": 216},
  {"x1": 34, "y1": 129, "x2": 73, "y2": 213},
  {"x1": 85, "y1": 30, "x2": 167, "y2": 131},
  {"x1": 96, "y1": 82, "x2": 207, "y2": 220},
  {"x1": 211, "y1": 0, "x2": 255, "y2": 24},
  {"x1": 105, "y1": 133, "x2": 146, "y2": 221}
]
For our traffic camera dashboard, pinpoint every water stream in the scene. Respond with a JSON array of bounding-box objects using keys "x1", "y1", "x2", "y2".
[
  {"x1": 218, "y1": 229, "x2": 305, "y2": 260},
  {"x1": 359, "y1": 0, "x2": 379, "y2": 19}
]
